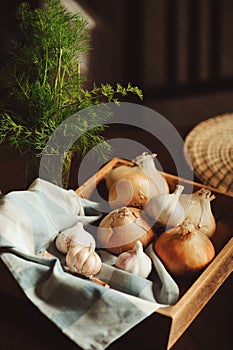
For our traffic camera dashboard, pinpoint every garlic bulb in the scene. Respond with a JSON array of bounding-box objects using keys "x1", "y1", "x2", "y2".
[
  {"x1": 66, "y1": 245, "x2": 102, "y2": 277},
  {"x1": 115, "y1": 240, "x2": 152, "y2": 278},
  {"x1": 145, "y1": 185, "x2": 185, "y2": 227},
  {"x1": 179, "y1": 188, "x2": 216, "y2": 237},
  {"x1": 108, "y1": 171, "x2": 159, "y2": 209},
  {"x1": 97, "y1": 206, "x2": 154, "y2": 255},
  {"x1": 55, "y1": 222, "x2": 96, "y2": 254},
  {"x1": 133, "y1": 152, "x2": 169, "y2": 194},
  {"x1": 154, "y1": 223, "x2": 215, "y2": 277}
]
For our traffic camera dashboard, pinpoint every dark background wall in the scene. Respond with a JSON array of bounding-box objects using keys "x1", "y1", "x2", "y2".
[
  {"x1": 0, "y1": 0, "x2": 233, "y2": 193},
  {"x1": 81, "y1": 0, "x2": 233, "y2": 136}
]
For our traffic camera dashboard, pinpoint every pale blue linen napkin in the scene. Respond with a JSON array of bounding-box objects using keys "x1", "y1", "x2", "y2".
[{"x1": 0, "y1": 178, "x2": 179, "y2": 350}]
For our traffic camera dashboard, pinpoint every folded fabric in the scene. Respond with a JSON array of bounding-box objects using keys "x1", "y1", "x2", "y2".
[
  {"x1": 97, "y1": 246, "x2": 179, "y2": 305},
  {"x1": 0, "y1": 178, "x2": 179, "y2": 350}
]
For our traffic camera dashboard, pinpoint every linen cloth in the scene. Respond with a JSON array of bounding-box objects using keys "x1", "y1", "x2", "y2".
[{"x1": 0, "y1": 178, "x2": 179, "y2": 350}]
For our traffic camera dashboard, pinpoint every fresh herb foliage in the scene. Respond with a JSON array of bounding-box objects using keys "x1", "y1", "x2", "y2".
[{"x1": 0, "y1": 0, "x2": 142, "y2": 163}]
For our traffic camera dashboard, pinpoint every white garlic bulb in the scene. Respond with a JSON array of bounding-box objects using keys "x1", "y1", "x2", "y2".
[
  {"x1": 145, "y1": 184, "x2": 185, "y2": 227},
  {"x1": 66, "y1": 245, "x2": 102, "y2": 277},
  {"x1": 115, "y1": 240, "x2": 152, "y2": 278},
  {"x1": 179, "y1": 188, "x2": 216, "y2": 237},
  {"x1": 133, "y1": 152, "x2": 169, "y2": 194},
  {"x1": 55, "y1": 222, "x2": 96, "y2": 254}
]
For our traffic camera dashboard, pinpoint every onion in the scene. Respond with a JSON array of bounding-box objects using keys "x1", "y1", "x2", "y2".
[
  {"x1": 108, "y1": 171, "x2": 159, "y2": 209},
  {"x1": 154, "y1": 223, "x2": 215, "y2": 277},
  {"x1": 105, "y1": 152, "x2": 169, "y2": 194},
  {"x1": 105, "y1": 165, "x2": 138, "y2": 190},
  {"x1": 97, "y1": 206, "x2": 154, "y2": 255}
]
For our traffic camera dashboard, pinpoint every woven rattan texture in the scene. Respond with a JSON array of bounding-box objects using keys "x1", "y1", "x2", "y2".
[{"x1": 184, "y1": 113, "x2": 233, "y2": 195}]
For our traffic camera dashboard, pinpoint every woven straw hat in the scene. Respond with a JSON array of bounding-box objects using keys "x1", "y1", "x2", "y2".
[{"x1": 184, "y1": 113, "x2": 233, "y2": 195}]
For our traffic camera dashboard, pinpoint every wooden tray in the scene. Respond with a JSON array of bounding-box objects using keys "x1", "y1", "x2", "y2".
[
  {"x1": 76, "y1": 157, "x2": 233, "y2": 349},
  {"x1": 0, "y1": 157, "x2": 232, "y2": 349}
]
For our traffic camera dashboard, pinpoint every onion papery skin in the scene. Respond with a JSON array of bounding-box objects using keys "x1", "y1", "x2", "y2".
[
  {"x1": 97, "y1": 207, "x2": 154, "y2": 255},
  {"x1": 108, "y1": 172, "x2": 160, "y2": 210},
  {"x1": 154, "y1": 224, "x2": 215, "y2": 278},
  {"x1": 105, "y1": 165, "x2": 138, "y2": 190}
]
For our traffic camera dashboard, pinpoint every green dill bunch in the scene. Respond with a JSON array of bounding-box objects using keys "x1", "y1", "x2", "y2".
[
  {"x1": 1, "y1": 0, "x2": 90, "y2": 131},
  {"x1": 0, "y1": 0, "x2": 143, "y2": 187}
]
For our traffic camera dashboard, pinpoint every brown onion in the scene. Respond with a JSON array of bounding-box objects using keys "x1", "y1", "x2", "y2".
[
  {"x1": 108, "y1": 172, "x2": 159, "y2": 209},
  {"x1": 105, "y1": 165, "x2": 138, "y2": 190},
  {"x1": 105, "y1": 152, "x2": 169, "y2": 194},
  {"x1": 97, "y1": 206, "x2": 154, "y2": 255},
  {"x1": 154, "y1": 223, "x2": 215, "y2": 277}
]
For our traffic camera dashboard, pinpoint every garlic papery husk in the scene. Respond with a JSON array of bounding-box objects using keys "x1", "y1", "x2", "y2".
[
  {"x1": 115, "y1": 240, "x2": 152, "y2": 278},
  {"x1": 154, "y1": 223, "x2": 215, "y2": 278},
  {"x1": 55, "y1": 222, "x2": 96, "y2": 254},
  {"x1": 66, "y1": 245, "x2": 102, "y2": 277},
  {"x1": 97, "y1": 206, "x2": 154, "y2": 255},
  {"x1": 179, "y1": 188, "x2": 216, "y2": 238},
  {"x1": 108, "y1": 171, "x2": 160, "y2": 209},
  {"x1": 133, "y1": 152, "x2": 169, "y2": 194},
  {"x1": 145, "y1": 185, "x2": 185, "y2": 227}
]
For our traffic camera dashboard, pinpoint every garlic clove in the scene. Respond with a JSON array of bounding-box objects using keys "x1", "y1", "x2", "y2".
[
  {"x1": 115, "y1": 240, "x2": 152, "y2": 278},
  {"x1": 55, "y1": 230, "x2": 69, "y2": 254}
]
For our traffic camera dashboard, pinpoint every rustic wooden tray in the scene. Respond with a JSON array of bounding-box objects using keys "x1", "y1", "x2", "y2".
[
  {"x1": 0, "y1": 157, "x2": 232, "y2": 349},
  {"x1": 76, "y1": 157, "x2": 233, "y2": 349}
]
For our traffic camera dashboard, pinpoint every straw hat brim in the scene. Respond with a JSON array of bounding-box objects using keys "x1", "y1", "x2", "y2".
[{"x1": 184, "y1": 113, "x2": 233, "y2": 195}]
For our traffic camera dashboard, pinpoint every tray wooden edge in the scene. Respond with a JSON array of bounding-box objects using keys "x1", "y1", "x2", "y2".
[{"x1": 76, "y1": 157, "x2": 233, "y2": 199}]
